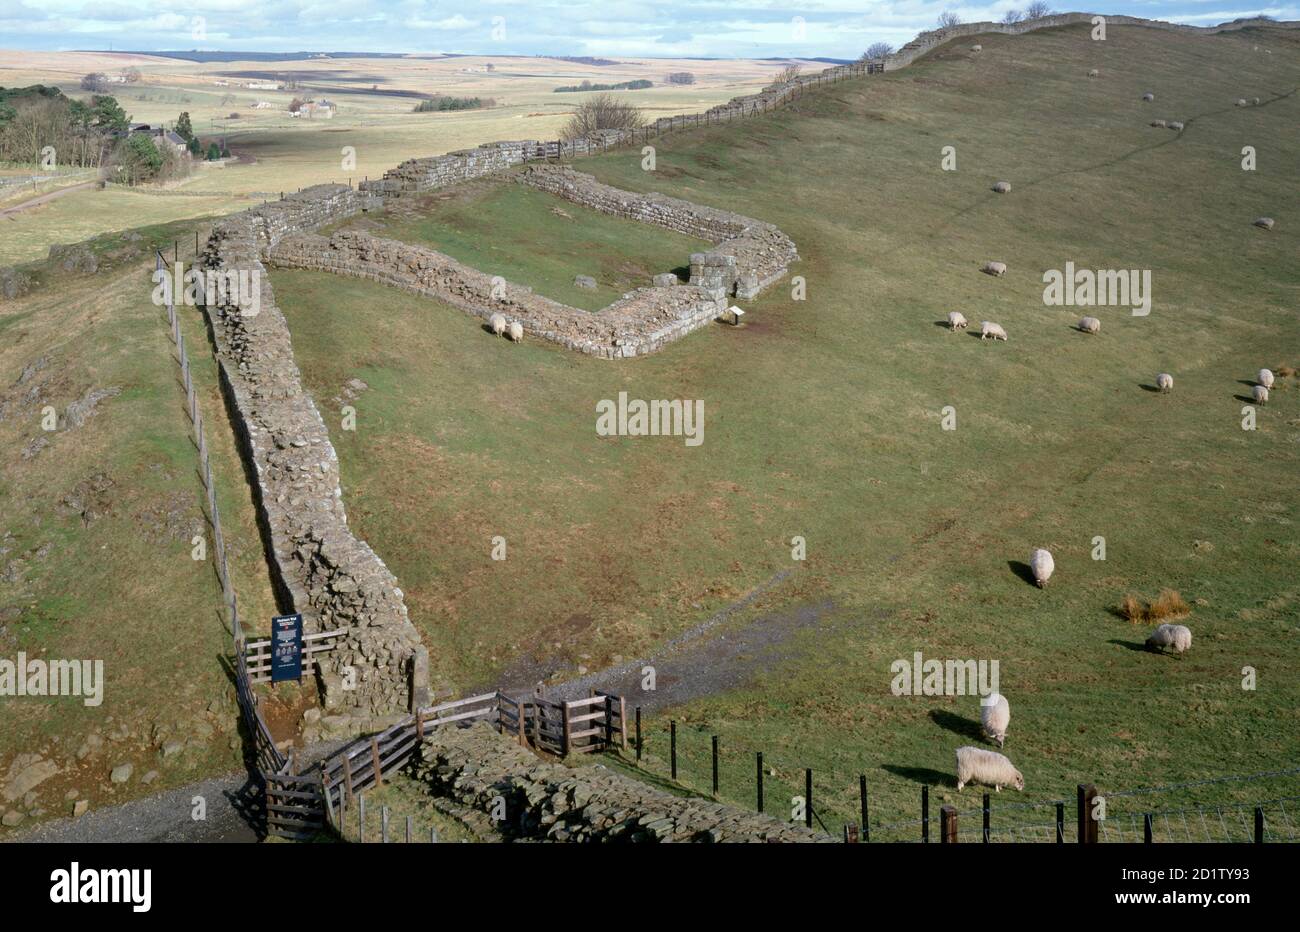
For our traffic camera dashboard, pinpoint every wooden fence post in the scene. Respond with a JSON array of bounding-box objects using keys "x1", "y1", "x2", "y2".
[
  {"x1": 711, "y1": 735, "x2": 719, "y2": 796},
  {"x1": 922, "y1": 785, "x2": 930, "y2": 843},
  {"x1": 756, "y1": 753, "x2": 764, "y2": 813},
  {"x1": 670, "y1": 720, "x2": 677, "y2": 779},
  {"x1": 859, "y1": 776, "x2": 869, "y2": 842},
  {"x1": 983, "y1": 792, "x2": 991, "y2": 842},
  {"x1": 804, "y1": 769, "x2": 813, "y2": 829},
  {"x1": 1077, "y1": 784, "x2": 1098, "y2": 843},
  {"x1": 561, "y1": 700, "x2": 572, "y2": 756},
  {"x1": 371, "y1": 738, "x2": 382, "y2": 788},
  {"x1": 617, "y1": 695, "x2": 626, "y2": 750},
  {"x1": 1143, "y1": 813, "x2": 1153, "y2": 843},
  {"x1": 516, "y1": 698, "x2": 526, "y2": 747},
  {"x1": 343, "y1": 754, "x2": 353, "y2": 803},
  {"x1": 940, "y1": 805, "x2": 957, "y2": 843},
  {"x1": 1255, "y1": 807, "x2": 1264, "y2": 843},
  {"x1": 635, "y1": 706, "x2": 642, "y2": 760},
  {"x1": 1056, "y1": 801, "x2": 1065, "y2": 843}
]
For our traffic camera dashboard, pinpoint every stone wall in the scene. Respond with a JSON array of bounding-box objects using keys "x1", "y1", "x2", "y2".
[
  {"x1": 199, "y1": 202, "x2": 428, "y2": 727},
  {"x1": 515, "y1": 164, "x2": 798, "y2": 300},
  {"x1": 412, "y1": 722, "x2": 832, "y2": 843},
  {"x1": 269, "y1": 230, "x2": 727, "y2": 359}
]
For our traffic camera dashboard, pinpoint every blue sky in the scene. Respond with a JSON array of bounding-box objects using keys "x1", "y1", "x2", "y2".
[{"x1": 1, "y1": 1, "x2": 1294, "y2": 59}]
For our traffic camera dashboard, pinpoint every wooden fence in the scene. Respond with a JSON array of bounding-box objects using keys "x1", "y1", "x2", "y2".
[{"x1": 241, "y1": 627, "x2": 345, "y2": 683}]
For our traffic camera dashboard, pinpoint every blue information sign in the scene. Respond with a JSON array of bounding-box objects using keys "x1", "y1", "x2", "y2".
[{"x1": 270, "y1": 613, "x2": 303, "y2": 683}]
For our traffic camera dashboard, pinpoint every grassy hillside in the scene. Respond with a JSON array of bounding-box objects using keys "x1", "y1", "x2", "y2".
[
  {"x1": 0, "y1": 226, "x2": 281, "y2": 831},
  {"x1": 269, "y1": 22, "x2": 1299, "y2": 833}
]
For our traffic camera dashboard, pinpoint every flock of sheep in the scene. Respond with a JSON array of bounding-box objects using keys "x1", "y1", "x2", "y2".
[{"x1": 489, "y1": 312, "x2": 524, "y2": 342}]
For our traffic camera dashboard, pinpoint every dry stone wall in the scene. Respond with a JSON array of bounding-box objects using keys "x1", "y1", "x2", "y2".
[
  {"x1": 412, "y1": 722, "x2": 832, "y2": 843},
  {"x1": 269, "y1": 230, "x2": 726, "y2": 359},
  {"x1": 199, "y1": 194, "x2": 428, "y2": 728}
]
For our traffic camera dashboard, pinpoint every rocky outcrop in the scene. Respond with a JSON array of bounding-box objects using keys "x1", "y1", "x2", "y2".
[{"x1": 412, "y1": 722, "x2": 832, "y2": 843}]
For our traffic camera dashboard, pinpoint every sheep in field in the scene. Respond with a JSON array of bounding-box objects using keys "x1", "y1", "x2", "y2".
[
  {"x1": 971, "y1": 44, "x2": 982, "y2": 52},
  {"x1": 1253, "y1": 385, "x2": 1269, "y2": 405},
  {"x1": 1088, "y1": 68, "x2": 1099, "y2": 77},
  {"x1": 948, "y1": 311, "x2": 968, "y2": 331},
  {"x1": 1078, "y1": 316, "x2": 1101, "y2": 334},
  {"x1": 1168, "y1": 121, "x2": 1185, "y2": 131},
  {"x1": 1150, "y1": 119, "x2": 1167, "y2": 128},
  {"x1": 1146, "y1": 623, "x2": 1192, "y2": 655},
  {"x1": 980, "y1": 321, "x2": 1008, "y2": 341},
  {"x1": 982, "y1": 261, "x2": 1007, "y2": 277},
  {"x1": 1254, "y1": 217, "x2": 1275, "y2": 230},
  {"x1": 489, "y1": 313, "x2": 506, "y2": 336},
  {"x1": 1258, "y1": 368, "x2": 1275, "y2": 389},
  {"x1": 992, "y1": 181, "x2": 1011, "y2": 194},
  {"x1": 1030, "y1": 548, "x2": 1054, "y2": 587},
  {"x1": 980, "y1": 694, "x2": 1010, "y2": 748},
  {"x1": 507, "y1": 320, "x2": 524, "y2": 342},
  {"x1": 956, "y1": 746, "x2": 1024, "y2": 792},
  {"x1": 1142, "y1": 92, "x2": 1155, "y2": 102},
  {"x1": 1156, "y1": 373, "x2": 1173, "y2": 392}
]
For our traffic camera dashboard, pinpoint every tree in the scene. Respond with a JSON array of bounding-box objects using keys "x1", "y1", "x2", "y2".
[
  {"x1": 559, "y1": 93, "x2": 644, "y2": 140},
  {"x1": 289, "y1": 97, "x2": 304, "y2": 113},
  {"x1": 91, "y1": 95, "x2": 128, "y2": 132},
  {"x1": 1024, "y1": 2, "x2": 1052, "y2": 18},
  {"x1": 938, "y1": 11, "x2": 962, "y2": 29},
  {"x1": 207, "y1": 141, "x2": 221, "y2": 160},
  {"x1": 114, "y1": 132, "x2": 162, "y2": 184},
  {"x1": 176, "y1": 111, "x2": 193, "y2": 142},
  {"x1": 187, "y1": 136, "x2": 202, "y2": 156},
  {"x1": 862, "y1": 42, "x2": 894, "y2": 60},
  {"x1": 80, "y1": 73, "x2": 108, "y2": 92},
  {"x1": 665, "y1": 72, "x2": 696, "y2": 85},
  {"x1": 775, "y1": 63, "x2": 802, "y2": 84},
  {"x1": 1002, "y1": 9, "x2": 1025, "y2": 23}
]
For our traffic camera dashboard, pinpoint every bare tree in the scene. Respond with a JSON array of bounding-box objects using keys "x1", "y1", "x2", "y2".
[
  {"x1": 80, "y1": 72, "x2": 108, "y2": 92},
  {"x1": 560, "y1": 93, "x2": 644, "y2": 140},
  {"x1": 775, "y1": 63, "x2": 802, "y2": 84},
  {"x1": 1024, "y1": 2, "x2": 1052, "y2": 18},
  {"x1": 1002, "y1": 9, "x2": 1025, "y2": 24},
  {"x1": 862, "y1": 42, "x2": 894, "y2": 60},
  {"x1": 938, "y1": 11, "x2": 962, "y2": 30},
  {"x1": 665, "y1": 71, "x2": 696, "y2": 85}
]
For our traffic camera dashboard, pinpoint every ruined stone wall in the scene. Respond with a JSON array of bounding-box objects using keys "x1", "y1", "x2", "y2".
[
  {"x1": 199, "y1": 201, "x2": 428, "y2": 727},
  {"x1": 412, "y1": 722, "x2": 832, "y2": 843},
  {"x1": 515, "y1": 165, "x2": 798, "y2": 301},
  {"x1": 269, "y1": 230, "x2": 726, "y2": 359}
]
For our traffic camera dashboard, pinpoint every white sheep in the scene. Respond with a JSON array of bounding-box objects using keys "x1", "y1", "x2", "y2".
[
  {"x1": 980, "y1": 694, "x2": 1010, "y2": 748},
  {"x1": 980, "y1": 321, "x2": 1007, "y2": 341},
  {"x1": 1169, "y1": 121, "x2": 1185, "y2": 131},
  {"x1": 507, "y1": 320, "x2": 524, "y2": 342},
  {"x1": 1078, "y1": 316, "x2": 1101, "y2": 334},
  {"x1": 1156, "y1": 372, "x2": 1173, "y2": 392},
  {"x1": 992, "y1": 181, "x2": 1011, "y2": 194},
  {"x1": 983, "y1": 261, "x2": 1007, "y2": 277},
  {"x1": 971, "y1": 44, "x2": 982, "y2": 52},
  {"x1": 1146, "y1": 623, "x2": 1192, "y2": 654},
  {"x1": 1029, "y1": 548, "x2": 1054, "y2": 587},
  {"x1": 955, "y1": 746, "x2": 1024, "y2": 792},
  {"x1": 1150, "y1": 119, "x2": 1167, "y2": 128},
  {"x1": 1088, "y1": 68, "x2": 1099, "y2": 78},
  {"x1": 1142, "y1": 92, "x2": 1155, "y2": 102},
  {"x1": 1254, "y1": 217, "x2": 1275, "y2": 230},
  {"x1": 1253, "y1": 385, "x2": 1269, "y2": 404},
  {"x1": 1236, "y1": 98, "x2": 1248, "y2": 107},
  {"x1": 948, "y1": 311, "x2": 968, "y2": 331},
  {"x1": 1258, "y1": 368, "x2": 1275, "y2": 389},
  {"x1": 489, "y1": 313, "x2": 506, "y2": 336}
]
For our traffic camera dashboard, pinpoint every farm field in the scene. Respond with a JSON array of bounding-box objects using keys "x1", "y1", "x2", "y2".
[
  {"x1": 0, "y1": 49, "x2": 800, "y2": 265},
  {"x1": 269, "y1": 22, "x2": 1300, "y2": 835}
]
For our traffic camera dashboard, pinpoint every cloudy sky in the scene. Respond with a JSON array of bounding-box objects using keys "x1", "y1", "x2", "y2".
[{"x1": 1, "y1": 1, "x2": 1293, "y2": 59}]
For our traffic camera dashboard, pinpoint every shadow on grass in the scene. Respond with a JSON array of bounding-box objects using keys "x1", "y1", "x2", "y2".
[
  {"x1": 1139, "y1": 383, "x2": 1163, "y2": 393},
  {"x1": 882, "y1": 764, "x2": 952, "y2": 787},
  {"x1": 1233, "y1": 394, "x2": 1259, "y2": 404},
  {"x1": 928, "y1": 709, "x2": 983, "y2": 741},
  {"x1": 1107, "y1": 638, "x2": 1150, "y2": 653},
  {"x1": 1007, "y1": 560, "x2": 1037, "y2": 587}
]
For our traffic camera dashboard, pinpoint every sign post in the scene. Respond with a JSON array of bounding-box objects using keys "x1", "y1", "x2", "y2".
[{"x1": 271, "y1": 612, "x2": 303, "y2": 684}]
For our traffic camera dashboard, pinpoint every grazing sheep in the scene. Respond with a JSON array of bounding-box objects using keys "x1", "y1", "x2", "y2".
[
  {"x1": 1156, "y1": 372, "x2": 1173, "y2": 392},
  {"x1": 1254, "y1": 217, "x2": 1275, "y2": 230},
  {"x1": 1088, "y1": 68, "x2": 1099, "y2": 77},
  {"x1": 955, "y1": 746, "x2": 1024, "y2": 792},
  {"x1": 992, "y1": 181, "x2": 1011, "y2": 194},
  {"x1": 1142, "y1": 92, "x2": 1155, "y2": 102},
  {"x1": 1078, "y1": 316, "x2": 1101, "y2": 334},
  {"x1": 1146, "y1": 623, "x2": 1192, "y2": 654},
  {"x1": 980, "y1": 694, "x2": 1010, "y2": 748},
  {"x1": 1150, "y1": 119, "x2": 1167, "y2": 128},
  {"x1": 1253, "y1": 97, "x2": 1261, "y2": 105},
  {"x1": 982, "y1": 261, "x2": 1007, "y2": 277},
  {"x1": 1168, "y1": 121, "x2": 1185, "y2": 131},
  {"x1": 948, "y1": 311, "x2": 968, "y2": 331},
  {"x1": 489, "y1": 313, "x2": 506, "y2": 336},
  {"x1": 971, "y1": 44, "x2": 983, "y2": 52},
  {"x1": 1030, "y1": 548, "x2": 1054, "y2": 587},
  {"x1": 980, "y1": 321, "x2": 1008, "y2": 341},
  {"x1": 507, "y1": 320, "x2": 524, "y2": 342},
  {"x1": 1253, "y1": 385, "x2": 1269, "y2": 405},
  {"x1": 1236, "y1": 98, "x2": 1248, "y2": 107},
  {"x1": 1258, "y1": 368, "x2": 1275, "y2": 389}
]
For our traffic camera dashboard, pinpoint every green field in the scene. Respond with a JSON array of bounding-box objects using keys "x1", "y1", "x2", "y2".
[
  {"x1": 330, "y1": 181, "x2": 705, "y2": 309},
  {"x1": 270, "y1": 22, "x2": 1300, "y2": 835}
]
